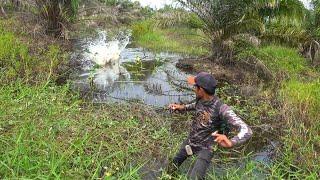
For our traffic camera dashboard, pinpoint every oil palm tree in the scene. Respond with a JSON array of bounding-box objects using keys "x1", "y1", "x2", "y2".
[
  {"x1": 176, "y1": 0, "x2": 307, "y2": 60},
  {"x1": 177, "y1": 0, "x2": 264, "y2": 59}
]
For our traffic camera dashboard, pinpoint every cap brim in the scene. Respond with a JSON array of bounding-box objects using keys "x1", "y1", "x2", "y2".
[{"x1": 187, "y1": 76, "x2": 196, "y2": 85}]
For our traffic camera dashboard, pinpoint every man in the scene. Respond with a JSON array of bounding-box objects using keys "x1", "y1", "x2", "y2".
[{"x1": 168, "y1": 72, "x2": 253, "y2": 179}]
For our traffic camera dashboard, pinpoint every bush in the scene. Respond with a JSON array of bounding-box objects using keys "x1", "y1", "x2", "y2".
[{"x1": 35, "y1": 0, "x2": 79, "y2": 36}]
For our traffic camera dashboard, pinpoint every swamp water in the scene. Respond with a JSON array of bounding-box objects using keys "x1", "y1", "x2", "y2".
[
  {"x1": 70, "y1": 30, "x2": 276, "y2": 179},
  {"x1": 71, "y1": 31, "x2": 194, "y2": 106}
]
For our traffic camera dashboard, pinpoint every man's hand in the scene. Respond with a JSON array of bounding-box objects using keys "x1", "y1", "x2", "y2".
[
  {"x1": 168, "y1": 104, "x2": 185, "y2": 111},
  {"x1": 212, "y1": 131, "x2": 233, "y2": 148}
]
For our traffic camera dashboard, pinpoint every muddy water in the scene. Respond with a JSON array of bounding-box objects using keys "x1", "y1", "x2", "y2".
[{"x1": 71, "y1": 31, "x2": 194, "y2": 107}]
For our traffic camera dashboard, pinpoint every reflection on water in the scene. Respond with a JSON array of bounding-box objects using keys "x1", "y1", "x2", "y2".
[{"x1": 71, "y1": 31, "x2": 194, "y2": 106}]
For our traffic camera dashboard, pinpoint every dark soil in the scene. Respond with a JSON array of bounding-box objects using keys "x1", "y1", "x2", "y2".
[{"x1": 176, "y1": 58, "x2": 253, "y2": 87}]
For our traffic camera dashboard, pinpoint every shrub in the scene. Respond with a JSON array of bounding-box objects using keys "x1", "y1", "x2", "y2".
[{"x1": 35, "y1": 0, "x2": 79, "y2": 37}]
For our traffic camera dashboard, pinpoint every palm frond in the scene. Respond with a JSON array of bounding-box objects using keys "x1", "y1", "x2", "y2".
[{"x1": 262, "y1": 22, "x2": 310, "y2": 46}]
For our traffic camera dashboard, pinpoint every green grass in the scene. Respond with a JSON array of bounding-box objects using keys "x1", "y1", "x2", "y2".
[
  {"x1": 0, "y1": 83, "x2": 187, "y2": 178},
  {"x1": 271, "y1": 79, "x2": 320, "y2": 178},
  {"x1": 260, "y1": 47, "x2": 320, "y2": 178},
  {"x1": 0, "y1": 82, "x2": 268, "y2": 179},
  {"x1": 0, "y1": 17, "x2": 189, "y2": 179},
  {"x1": 258, "y1": 46, "x2": 310, "y2": 77},
  {"x1": 237, "y1": 44, "x2": 320, "y2": 178},
  {"x1": 131, "y1": 20, "x2": 209, "y2": 56},
  {"x1": 0, "y1": 19, "x2": 67, "y2": 85},
  {"x1": 237, "y1": 45, "x2": 314, "y2": 79},
  {"x1": 252, "y1": 46, "x2": 320, "y2": 178},
  {"x1": 0, "y1": 29, "x2": 30, "y2": 81}
]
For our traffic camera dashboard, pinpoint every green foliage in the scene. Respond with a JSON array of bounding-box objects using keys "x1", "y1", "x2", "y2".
[
  {"x1": 104, "y1": 0, "x2": 118, "y2": 6},
  {"x1": 70, "y1": 0, "x2": 80, "y2": 18},
  {"x1": 35, "y1": 0, "x2": 79, "y2": 36},
  {"x1": 312, "y1": 0, "x2": 320, "y2": 27},
  {"x1": 260, "y1": 0, "x2": 311, "y2": 47},
  {"x1": 259, "y1": 0, "x2": 306, "y2": 24},
  {"x1": 0, "y1": 31, "x2": 31, "y2": 82},
  {"x1": 186, "y1": 13, "x2": 205, "y2": 29},
  {"x1": 103, "y1": 0, "x2": 137, "y2": 9},
  {"x1": 131, "y1": 20, "x2": 155, "y2": 40},
  {"x1": 233, "y1": 36, "x2": 257, "y2": 54},
  {"x1": 153, "y1": 10, "x2": 188, "y2": 29},
  {"x1": 176, "y1": 0, "x2": 311, "y2": 59},
  {"x1": 275, "y1": 79, "x2": 320, "y2": 178},
  {"x1": 177, "y1": 0, "x2": 266, "y2": 58},
  {"x1": 131, "y1": 22, "x2": 209, "y2": 56},
  {"x1": 262, "y1": 21, "x2": 309, "y2": 47},
  {"x1": 0, "y1": 23, "x2": 66, "y2": 84},
  {"x1": 152, "y1": 7, "x2": 204, "y2": 29},
  {"x1": 0, "y1": 83, "x2": 184, "y2": 178},
  {"x1": 238, "y1": 45, "x2": 310, "y2": 78}
]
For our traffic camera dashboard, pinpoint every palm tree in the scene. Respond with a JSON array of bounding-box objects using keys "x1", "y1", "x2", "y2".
[
  {"x1": 176, "y1": 0, "x2": 307, "y2": 60},
  {"x1": 177, "y1": 0, "x2": 265, "y2": 60}
]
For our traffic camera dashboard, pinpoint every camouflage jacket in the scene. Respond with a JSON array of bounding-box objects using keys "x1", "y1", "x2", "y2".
[{"x1": 185, "y1": 96, "x2": 253, "y2": 148}]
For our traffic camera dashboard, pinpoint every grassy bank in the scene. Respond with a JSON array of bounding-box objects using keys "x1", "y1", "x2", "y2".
[
  {"x1": 0, "y1": 83, "x2": 188, "y2": 178},
  {"x1": 131, "y1": 20, "x2": 209, "y2": 56},
  {"x1": 272, "y1": 79, "x2": 320, "y2": 178},
  {"x1": 0, "y1": 18, "x2": 68, "y2": 85},
  {"x1": 0, "y1": 18, "x2": 186, "y2": 178},
  {"x1": 251, "y1": 46, "x2": 320, "y2": 178}
]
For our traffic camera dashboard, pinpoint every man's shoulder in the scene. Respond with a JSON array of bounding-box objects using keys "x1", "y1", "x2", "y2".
[
  {"x1": 213, "y1": 96, "x2": 224, "y2": 108},
  {"x1": 213, "y1": 97, "x2": 233, "y2": 115}
]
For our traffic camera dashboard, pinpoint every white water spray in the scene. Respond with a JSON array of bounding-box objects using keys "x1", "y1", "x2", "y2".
[{"x1": 86, "y1": 30, "x2": 131, "y2": 66}]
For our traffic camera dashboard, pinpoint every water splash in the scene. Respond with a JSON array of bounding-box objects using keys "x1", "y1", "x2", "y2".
[
  {"x1": 72, "y1": 32, "x2": 193, "y2": 106},
  {"x1": 93, "y1": 62, "x2": 130, "y2": 89},
  {"x1": 86, "y1": 30, "x2": 131, "y2": 66}
]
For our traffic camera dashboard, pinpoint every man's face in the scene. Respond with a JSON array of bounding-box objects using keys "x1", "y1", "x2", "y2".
[{"x1": 193, "y1": 85, "x2": 203, "y2": 100}]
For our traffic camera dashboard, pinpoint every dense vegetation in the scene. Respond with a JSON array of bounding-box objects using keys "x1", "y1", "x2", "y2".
[{"x1": 0, "y1": 0, "x2": 319, "y2": 179}]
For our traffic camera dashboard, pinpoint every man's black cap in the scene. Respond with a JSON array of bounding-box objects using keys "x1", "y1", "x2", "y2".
[{"x1": 187, "y1": 72, "x2": 217, "y2": 94}]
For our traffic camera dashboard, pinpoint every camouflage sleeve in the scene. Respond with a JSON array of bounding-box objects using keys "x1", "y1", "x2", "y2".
[
  {"x1": 219, "y1": 104, "x2": 253, "y2": 146},
  {"x1": 185, "y1": 102, "x2": 196, "y2": 111}
]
